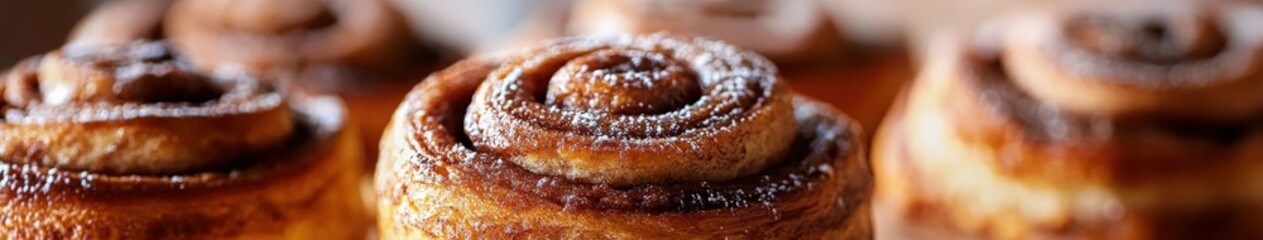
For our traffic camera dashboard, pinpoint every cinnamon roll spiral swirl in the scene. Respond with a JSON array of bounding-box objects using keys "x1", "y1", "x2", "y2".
[
  {"x1": 377, "y1": 35, "x2": 872, "y2": 238},
  {"x1": 874, "y1": 1, "x2": 1263, "y2": 239},
  {"x1": 0, "y1": 42, "x2": 365, "y2": 239}
]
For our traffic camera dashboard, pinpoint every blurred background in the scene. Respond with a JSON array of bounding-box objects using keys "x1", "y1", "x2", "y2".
[
  {"x1": 0, "y1": 0, "x2": 1048, "y2": 66},
  {"x1": 0, "y1": 2, "x2": 92, "y2": 65}
]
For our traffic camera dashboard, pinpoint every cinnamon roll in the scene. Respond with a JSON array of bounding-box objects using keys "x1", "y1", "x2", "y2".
[
  {"x1": 875, "y1": 0, "x2": 1263, "y2": 239},
  {"x1": 0, "y1": 41, "x2": 365, "y2": 239},
  {"x1": 376, "y1": 35, "x2": 872, "y2": 238},
  {"x1": 568, "y1": 0, "x2": 911, "y2": 128}
]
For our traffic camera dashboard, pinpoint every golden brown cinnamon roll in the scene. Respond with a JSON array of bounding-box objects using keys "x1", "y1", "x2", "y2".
[
  {"x1": 568, "y1": 0, "x2": 910, "y2": 128},
  {"x1": 0, "y1": 41, "x2": 365, "y2": 239},
  {"x1": 160, "y1": 0, "x2": 436, "y2": 161},
  {"x1": 875, "y1": 1, "x2": 1263, "y2": 239},
  {"x1": 376, "y1": 35, "x2": 872, "y2": 239}
]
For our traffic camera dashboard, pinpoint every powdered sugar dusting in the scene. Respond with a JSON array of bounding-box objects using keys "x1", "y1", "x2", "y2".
[{"x1": 459, "y1": 33, "x2": 799, "y2": 185}]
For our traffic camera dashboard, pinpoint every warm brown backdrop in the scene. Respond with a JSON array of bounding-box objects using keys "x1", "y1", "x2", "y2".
[{"x1": 0, "y1": 1, "x2": 91, "y2": 66}]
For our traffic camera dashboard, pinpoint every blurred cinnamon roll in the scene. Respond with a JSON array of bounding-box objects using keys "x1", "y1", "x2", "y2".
[
  {"x1": 0, "y1": 41, "x2": 365, "y2": 239},
  {"x1": 569, "y1": 0, "x2": 911, "y2": 129},
  {"x1": 376, "y1": 35, "x2": 872, "y2": 238},
  {"x1": 875, "y1": 0, "x2": 1263, "y2": 239},
  {"x1": 165, "y1": 0, "x2": 419, "y2": 73},
  {"x1": 163, "y1": 0, "x2": 437, "y2": 160},
  {"x1": 69, "y1": 0, "x2": 438, "y2": 162},
  {"x1": 67, "y1": 0, "x2": 171, "y2": 46},
  {"x1": 572, "y1": 0, "x2": 842, "y2": 64}
]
